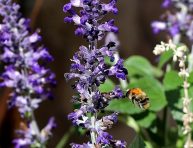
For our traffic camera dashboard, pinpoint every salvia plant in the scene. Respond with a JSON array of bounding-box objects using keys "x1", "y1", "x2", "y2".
[
  {"x1": 63, "y1": 0, "x2": 128, "y2": 147},
  {"x1": 0, "y1": 0, "x2": 55, "y2": 147},
  {"x1": 2, "y1": 0, "x2": 193, "y2": 148}
]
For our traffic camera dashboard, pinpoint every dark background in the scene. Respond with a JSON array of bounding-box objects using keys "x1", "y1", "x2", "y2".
[{"x1": 0, "y1": 0, "x2": 166, "y2": 147}]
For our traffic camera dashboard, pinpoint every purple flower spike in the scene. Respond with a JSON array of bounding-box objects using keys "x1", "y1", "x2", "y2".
[
  {"x1": 64, "y1": 0, "x2": 127, "y2": 147},
  {"x1": 0, "y1": 0, "x2": 55, "y2": 147},
  {"x1": 152, "y1": 0, "x2": 193, "y2": 41}
]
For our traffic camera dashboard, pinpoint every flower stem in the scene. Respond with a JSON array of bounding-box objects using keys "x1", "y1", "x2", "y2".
[
  {"x1": 19, "y1": 47, "x2": 40, "y2": 136},
  {"x1": 90, "y1": 115, "x2": 97, "y2": 145},
  {"x1": 31, "y1": 111, "x2": 40, "y2": 135}
]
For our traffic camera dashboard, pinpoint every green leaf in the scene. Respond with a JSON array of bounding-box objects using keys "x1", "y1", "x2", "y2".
[
  {"x1": 128, "y1": 76, "x2": 167, "y2": 111},
  {"x1": 163, "y1": 70, "x2": 183, "y2": 91},
  {"x1": 124, "y1": 56, "x2": 154, "y2": 78},
  {"x1": 144, "y1": 141, "x2": 153, "y2": 148},
  {"x1": 106, "y1": 77, "x2": 167, "y2": 114},
  {"x1": 167, "y1": 85, "x2": 193, "y2": 124},
  {"x1": 188, "y1": 85, "x2": 193, "y2": 112},
  {"x1": 106, "y1": 98, "x2": 143, "y2": 114},
  {"x1": 188, "y1": 72, "x2": 193, "y2": 84},
  {"x1": 129, "y1": 135, "x2": 146, "y2": 148},
  {"x1": 165, "y1": 89, "x2": 183, "y2": 124},
  {"x1": 99, "y1": 79, "x2": 115, "y2": 92},
  {"x1": 158, "y1": 50, "x2": 173, "y2": 68},
  {"x1": 152, "y1": 67, "x2": 163, "y2": 78},
  {"x1": 134, "y1": 112, "x2": 156, "y2": 128}
]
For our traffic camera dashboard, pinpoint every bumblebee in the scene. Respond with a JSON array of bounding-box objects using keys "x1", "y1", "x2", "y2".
[{"x1": 126, "y1": 88, "x2": 150, "y2": 110}]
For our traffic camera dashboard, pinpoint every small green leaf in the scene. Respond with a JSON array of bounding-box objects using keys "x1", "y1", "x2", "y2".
[
  {"x1": 105, "y1": 98, "x2": 143, "y2": 114},
  {"x1": 134, "y1": 112, "x2": 156, "y2": 128},
  {"x1": 163, "y1": 70, "x2": 183, "y2": 91},
  {"x1": 124, "y1": 56, "x2": 154, "y2": 78},
  {"x1": 99, "y1": 79, "x2": 115, "y2": 92},
  {"x1": 158, "y1": 50, "x2": 173, "y2": 68},
  {"x1": 129, "y1": 135, "x2": 146, "y2": 148},
  {"x1": 128, "y1": 77, "x2": 167, "y2": 111}
]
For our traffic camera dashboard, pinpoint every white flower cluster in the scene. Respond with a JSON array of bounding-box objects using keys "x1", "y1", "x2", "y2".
[
  {"x1": 153, "y1": 40, "x2": 176, "y2": 55},
  {"x1": 154, "y1": 40, "x2": 193, "y2": 146},
  {"x1": 153, "y1": 40, "x2": 189, "y2": 78}
]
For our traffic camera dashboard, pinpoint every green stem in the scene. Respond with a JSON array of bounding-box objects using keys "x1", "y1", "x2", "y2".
[
  {"x1": 56, "y1": 127, "x2": 75, "y2": 148},
  {"x1": 163, "y1": 106, "x2": 168, "y2": 146}
]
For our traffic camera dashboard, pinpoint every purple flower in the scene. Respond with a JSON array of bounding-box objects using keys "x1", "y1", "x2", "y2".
[
  {"x1": 0, "y1": 0, "x2": 55, "y2": 117},
  {"x1": 64, "y1": 0, "x2": 127, "y2": 147},
  {"x1": 71, "y1": 142, "x2": 93, "y2": 148},
  {"x1": 13, "y1": 118, "x2": 56, "y2": 148},
  {"x1": 162, "y1": 0, "x2": 171, "y2": 8},
  {"x1": 152, "y1": 0, "x2": 193, "y2": 41},
  {"x1": 0, "y1": 0, "x2": 55, "y2": 147},
  {"x1": 64, "y1": 0, "x2": 119, "y2": 42}
]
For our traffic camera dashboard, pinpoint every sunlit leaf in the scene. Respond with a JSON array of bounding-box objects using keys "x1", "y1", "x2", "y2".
[
  {"x1": 124, "y1": 56, "x2": 154, "y2": 78},
  {"x1": 163, "y1": 70, "x2": 183, "y2": 91}
]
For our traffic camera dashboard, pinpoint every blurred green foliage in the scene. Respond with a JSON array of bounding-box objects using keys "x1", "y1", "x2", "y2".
[{"x1": 99, "y1": 54, "x2": 193, "y2": 147}]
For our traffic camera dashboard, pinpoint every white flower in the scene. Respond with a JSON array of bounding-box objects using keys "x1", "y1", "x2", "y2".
[
  {"x1": 71, "y1": 0, "x2": 83, "y2": 7},
  {"x1": 153, "y1": 40, "x2": 176, "y2": 55},
  {"x1": 174, "y1": 45, "x2": 187, "y2": 58},
  {"x1": 72, "y1": 15, "x2": 81, "y2": 25},
  {"x1": 153, "y1": 44, "x2": 166, "y2": 55},
  {"x1": 179, "y1": 68, "x2": 189, "y2": 77},
  {"x1": 179, "y1": 60, "x2": 185, "y2": 67},
  {"x1": 151, "y1": 21, "x2": 166, "y2": 30},
  {"x1": 173, "y1": 55, "x2": 177, "y2": 62},
  {"x1": 168, "y1": 39, "x2": 176, "y2": 49}
]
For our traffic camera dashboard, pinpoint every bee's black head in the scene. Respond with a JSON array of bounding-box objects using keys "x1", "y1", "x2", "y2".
[{"x1": 125, "y1": 89, "x2": 130, "y2": 97}]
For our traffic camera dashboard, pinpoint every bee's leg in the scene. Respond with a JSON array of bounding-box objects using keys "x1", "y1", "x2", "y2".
[{"x1": 131, "y1": 95, "x2": 135, "y2": 104}]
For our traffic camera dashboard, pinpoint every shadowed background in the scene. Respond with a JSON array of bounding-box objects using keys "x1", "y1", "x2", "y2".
[{"x1": 0, "y1": 0, "x2": 166, "y2": 147}]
